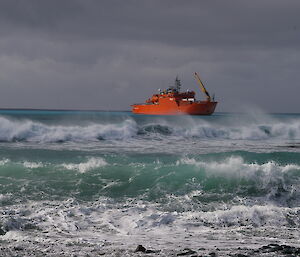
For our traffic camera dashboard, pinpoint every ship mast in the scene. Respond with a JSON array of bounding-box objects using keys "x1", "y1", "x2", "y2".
[{"x1": 194, "y1": 72, "x2": 211, "y2": 101}]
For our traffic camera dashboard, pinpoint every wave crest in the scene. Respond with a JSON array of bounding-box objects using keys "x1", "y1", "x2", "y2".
[
  {"x1": 177, "y1": 156, "x2": 300, "y2": 206},
  {"x1": 0, "y1": 117, "x2": 137, "y2": 142},
  {"x1": 0, "y1": 115, "x2": 300, "y2": 142},
  {"x1": 178, "y1": 156, "x2": 300, "y2": 176},
  {"x1": 184, "y1": 204, "x2": 300, "y2": 228},
  {"x1": 61, "y1": 157, "x2": 107, "y2": 173},
  {"x1": 172, "y1": 122, "x2": 300, "y2": 140}
]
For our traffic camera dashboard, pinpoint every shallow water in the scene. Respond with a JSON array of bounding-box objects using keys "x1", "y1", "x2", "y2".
[{"x1": 0, "y1": 110, "x2": 299, "y2": 256}]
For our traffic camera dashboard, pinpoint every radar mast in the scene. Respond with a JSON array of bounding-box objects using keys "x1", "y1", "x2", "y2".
[{"x1": 174, "y1": 76, "x2": 181, "y2": 92}]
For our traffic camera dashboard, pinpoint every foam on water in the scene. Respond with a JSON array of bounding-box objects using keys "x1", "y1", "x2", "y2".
[
  {"x1": 172, "y1": 120, "x2": 300, "y2": 140},
  {"x1": 0, "y1": 193, "x2": 11, "y2": 203},
  {"x1": 0, "y1": 158, "x2": 10, "y2": 165},
  {"x1": 0, "y1": 114, "x2": 299, "y2": 142},
  {"x1": 176, "y1": 156, "x2": 300, "y2": 206},
  {"x1": 186, "y1": 204, "x2": 300, "y2": 228},
  {"x1": 1, "y1": 199, "x2": 299, "y2": 250},
  {"x1": 0, "y1": 116, "x2": 137, "y2": 142},
  {"x1": 1, "y1": 111, "x2": 300, "y2": 255},
  {"x1": 1, "y1": 154, "x2": 300, "y2": 206},
  {"x1": 61, "y1": 157, "x2": 107, "y2": 173},
  {"x1": 1, "y1": 177, "x2": 300, "y2": 255},
  {"x1": 178, "y1": 156, "x2": 300, "y2": 177},
  {"x1": 23, "y1": 161, "x2": 43, "y2": 169}
]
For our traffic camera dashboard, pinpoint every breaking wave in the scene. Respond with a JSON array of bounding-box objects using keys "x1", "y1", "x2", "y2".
[
  {"x1": 178, "y1": 156, "x2": 300, "y2": 177},
  {"x1": 61, "y1": 157, "x2": 107, "y2": 173},
  {"x1": 0, "y1": 116, "x2": 137, "y2": 142},
  {"x1": 1, "y1": 200, "x2": 300, "y2": 237},
  {"x1": 182, "y1": 204, "x2": 300, "y2": 228},
  {"x1": 171, "y1": 122, "x2": 300, "y2": 140},
  {"x1": 1, "y1": 153, "x2": 299, "y2": 207},
  {"x1": 0, "y1": 115, "x2": 299, "y2": 142},
  {"x1": 176, "y1": 156, "x2": 300, "y2": 205}
]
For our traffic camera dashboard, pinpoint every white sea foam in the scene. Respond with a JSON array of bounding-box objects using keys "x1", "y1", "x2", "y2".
[
  {"x1": 0, "y1": 158, "x2": 10, "y2": 165},
  {"x1": 0, "y1": 193, "x2": 11, "y2": 203},
  {"x1": 172, "y1": 120, "x2": 300, "y2": 140},
  {"x1": 183, "y1": 204, "x2": 300, "y2": 228},
  {"x1": 2, "y1": 199, "x2": 300, "y2": 245},
  {"x1": 0, "y1": 116, "x2": 137, "y2": 142},
  {"x1": 61, "y1": 157, "x2": 107, "y2": 173},
  {"x1": 177, "y1": 156, "x2": 300, "y2": 205},
  {"x1": 23, "y1": 161, "x2": 43, "y2": 169},
  {"x1": 178, "y1": 156, "x2": 300, "y2": 177},
  {"x1": 0, "y1": 115, "x2": 300, "y2": 143}
]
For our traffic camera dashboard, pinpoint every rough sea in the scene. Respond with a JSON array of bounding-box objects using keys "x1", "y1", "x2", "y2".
[{"x1": 0, "y1": 110, "x2": 299, "y2": 256}]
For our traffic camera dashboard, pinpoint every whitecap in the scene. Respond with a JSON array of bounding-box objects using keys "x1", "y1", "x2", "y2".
[
  {"x1": 183, "y1": 204, "x2": 300, "y2": 228},
  {"x1": 0, "y1": 158, "x2": 10, "y2": 165},
  {"x1": 178, "y1": 156, "x2": 300, "y2": 178},
  {"x1": 61, "y1": 157, "x2": 107, "y2": 173},
  {"x1": 0, "y1": 116, "x2": 138, "y2": 142},
  {"x1": 23, "y1": 161, "x2": 43, "y2": 169}
]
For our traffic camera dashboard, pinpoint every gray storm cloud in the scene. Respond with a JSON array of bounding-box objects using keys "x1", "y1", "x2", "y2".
[{"x1": 0, "y1": 0, "x2": 299, "y2": 112}]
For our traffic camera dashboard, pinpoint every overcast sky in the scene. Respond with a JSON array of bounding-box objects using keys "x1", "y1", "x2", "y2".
[{"x1": 0, "y1": 0, "x2": 299, "y2": 112}]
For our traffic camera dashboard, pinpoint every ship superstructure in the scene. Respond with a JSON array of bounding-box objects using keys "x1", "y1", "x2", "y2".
[{"x1": 131, "y1": 73, "x2": 217, "y2": 115}]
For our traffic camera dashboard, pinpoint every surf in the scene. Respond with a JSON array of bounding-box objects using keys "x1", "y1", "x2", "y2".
[{"x1": 0, "y1": 113, "x2": 299, "y2": 142}]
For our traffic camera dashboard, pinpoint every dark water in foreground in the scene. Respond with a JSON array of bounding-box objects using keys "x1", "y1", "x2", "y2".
[{"x1": 0, "y1": 110, "x2": 299, "y2": 256}]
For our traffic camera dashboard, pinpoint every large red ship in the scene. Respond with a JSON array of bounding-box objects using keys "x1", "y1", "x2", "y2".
[{"x1": 131, "y1": 73, "x2": 218, "y2": 115}]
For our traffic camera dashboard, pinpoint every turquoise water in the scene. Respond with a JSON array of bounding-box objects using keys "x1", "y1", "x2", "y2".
[{"x1": 0, "y1": 110, "x2": 299, "y2": 255}]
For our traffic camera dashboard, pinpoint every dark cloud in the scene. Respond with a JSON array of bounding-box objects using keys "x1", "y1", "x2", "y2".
[{"x1": 0, "y1": 0, "x2": 299, "y2": 112}]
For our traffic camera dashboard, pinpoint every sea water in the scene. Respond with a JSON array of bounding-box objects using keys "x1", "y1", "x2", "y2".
[{"x1": 0, "y1": 110, "x2": 299, "y2": 256}]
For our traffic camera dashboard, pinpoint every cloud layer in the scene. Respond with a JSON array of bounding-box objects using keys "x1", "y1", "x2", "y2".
[{"x1": 0, "y1": 0, "x2": 299, "y2": 112}]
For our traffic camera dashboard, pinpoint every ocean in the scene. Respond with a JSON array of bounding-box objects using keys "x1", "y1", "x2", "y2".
[{"x1": 0, "y1": 110, "x2": 299, "y2": 256}]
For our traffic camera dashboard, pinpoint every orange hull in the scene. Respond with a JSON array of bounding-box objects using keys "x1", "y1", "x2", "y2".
[{"x1": 132, "y1": 100, "x2": 217, "y2": 115}]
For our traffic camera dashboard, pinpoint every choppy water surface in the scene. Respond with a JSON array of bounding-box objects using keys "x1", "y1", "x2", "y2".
[{"x1": 0, "y1": 110, "x2": 299, "y2": 256}]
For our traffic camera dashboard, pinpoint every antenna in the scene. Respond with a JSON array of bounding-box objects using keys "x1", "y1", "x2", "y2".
[{"x1": 174, "y1": 76, "x2": 181, "y2": 92}]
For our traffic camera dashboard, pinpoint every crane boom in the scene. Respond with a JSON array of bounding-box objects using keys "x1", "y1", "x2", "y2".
[{"x1": 194, "y1": 72, "x2": 211, "y2": 101}]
